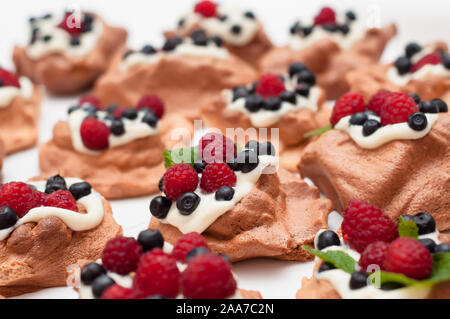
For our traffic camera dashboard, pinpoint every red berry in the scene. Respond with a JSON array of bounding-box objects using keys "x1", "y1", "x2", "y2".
[
  {"x1": 194, "y1": 0, "x2": 217, "y2": 18},
  {"x1": 133, "y1": 249, "x2": 180, "y2": 298},
  {"x1": 172, "y1": 232, "x2": 209, "y2": 262},
  {"x1": 101, "y1": 284, "x2": 135, "y2": 299},
  {"x1": 359, "y1": 241, "x2": 389, "y2": 272},
  {"x1": 198, "y1": 132, "x2": 237, "y2": 164},
  {"x1": 314, "y1": 7, "x2": 336, "y2": 26},
  {"x1": 0, "y1": 69, "x2": 20, "y2": 88},
  {"x1": 330, "y1": 92, "x2": 365, "y2": 126},
  {"x1": 383, "y1": 237, "x2": 432, "y2": 280},
  {"x1": 380, "y1": 92, "x2": 419, "y2": 126},
  {"x1": 80, "y1": 117, "x2": 110, "y2": 150},
  {"x1": 255, "y1": 73, "x2": 286, "y2": 98},
  {"x1": 0, "y1": 182, "x2": 44, "y2": 218},
  {"x1": 366, "y1": 90, "x2": 392, "y2": 115},
  {"x1": 181, "y1": 254, "x2": 237, "y2": 299},
  {"x1": 411, "y1": 53, "x2": 442, "y2": 73},
  {"x1": 44, "y1": 190, "x2": 78, "y2": 212},
  {"x1": 58, "y1": 12, "x2": 83, "y2": 36},
  {"x1": 101, "y1": 236, "x2": 143, "y2": 275},
  {"x1": 200, "y1": 163, "x2": 236, "y2": 193},
  {"x1": 137, "y1": 95, "x2": 165, "y2": 118},
  {"x1": 341, "y1": 199, "x2": 398, "y2": 253},
  {"x1": 79, "y1": 95, "x2": 100, "y2": 108},
  {"x1": 163, "y1": 163, "x2": 199, "y2": 201}
]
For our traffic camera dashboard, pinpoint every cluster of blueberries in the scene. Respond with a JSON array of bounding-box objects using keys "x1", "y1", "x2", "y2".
[
  {"x1": 150, "y1": 140, "x2": 275, "y2": 219},
  {"x1": 349, "y1": 94, "x2": 448, "y2": 136},
  {"x1": 234, "y1": 62, "x2": 316, "y2": 114},
  {"x1": 316, "y1": 212, "x2": 450, "y2": 291},
  {"x1": 68, "y1": 103, "x2": 159, "y2": 136},
  {"x1": 395, "y1": 43, "x2": 450, "y2": 75},
  {"x1": 29, "y1": 11, "x2": 95, "y2": 47},
  {"x1": 290, "y1": 11, "x2": 356, "y2": 37},
  {"x1": 0, "y1": 175, "x2": 91, "y2": 230}
]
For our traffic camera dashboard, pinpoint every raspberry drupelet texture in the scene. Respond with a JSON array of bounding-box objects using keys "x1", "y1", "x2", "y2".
[
  {"x1": 137, "y1": 94, "x2": 165, "y2": 118},
  {"x1": 80, "y1": 117, "x2": 110, "y2": 150},
  {"x1": 255, "y1": 73, "x2": 286, "y2": 98},
  {"x1": 330, "y1": 92, "x2": 365, "y2": 126},
  {"x1": 198, "y1": 132, "x2": 237, "y2": 164},
  {"x1": 0, "y1": 182, "x2": 44, "y2": 218},
  {"x1": 194, "y1": 0, "x2": 218, "y2": 18},
  {"x1": 358, "y1": 241, "x2": 389, "y2": 272},
  {"x1": 101, "y1": 236, "x2": 143, "y2": 275},
  {"x1": 366, "y1": 90, "x2": 392, "y2": 115},
  {"x1": 163, "y1": 163, "x2": 199, "y2": 201},
  {"x1": 200, "y1": 163, "x2": 237, "y2": 193},
  {"x1": 314, "y1": 7, "x2": 336, "y2": 26},
  {"x1": 101, "y1": 284, "x2": 135, "y2": 299},
  {"x1": 380, "y1": 92, "x2": 419, "y2": 125},
  {"x1": 172, "y1": 232, "x2": 210, "y2": 262},
  {"x1": 44, "y1": 190, "x2": 78, "y2": 212}
]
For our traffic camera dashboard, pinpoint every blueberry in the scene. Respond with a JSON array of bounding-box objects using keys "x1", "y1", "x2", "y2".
[
  {"x1": 323, "y1": 23, "x2": 339, "y2": 32},
  {"x1": 394, "y1": 56, "x2": 412, "y2": 75},
  {"x1": 227, "y1": 158, "x2": 240, "y2": 171},
  {"x1": 409, "y1": 93, "x2": 421, "y2": 104},
  {"x1": 68, "y1": 105, "x2": 80, "y2": 114},
  {"x1": 29, "y1": 16, "x2": 36, "y2": 23},
  {"x1": 83, "y1": 14, "x2": 94, "y2": 25},
  {"x1": 346, "y1": 11, "x2": 356, "y2": 21},
  {"x1": 91, "y1": 275, "x2": 115, "y2": 298},
  {"x1": 302, "y1": 26, "x2": 314, "y2": 37},
  {"x1": 263, "y1": 97, "x2": 282, "y2": 111},
  {"x1": 349, "y1": 112, "x2": 368, "y2": 125},
  {"x1": 84, "y1": 105, "x2": 98, "y2": 114},
  {"x1": 245, "y1": 140, "x2": 259, "y2": 152},
  {"x1": 247, "y1": 81, "x2": 258, "y2": 94},
  {"x1": 349, "y1": 271, "x2": 368, "y2": 290},
  {"x1": 443, "y1": 55, "x2": 450, "y2": 69},
  {"x1": 296, "y1": 84, "x2": 310, "y2": 97},
  {"x1": 245, "y1": 94, "x2": 263, "y2": 112},
  {"x1": 69, "y1": 182, "x2": 92, "y2": 200},
  {"x1": 137, "y1": 229, "x2": 164, "y2": 252},
  {"x1": 186, "y1": 247, "x2": 210, "y2": 262},
  {"x1": 42, "y1": 35, "x2": 52, "y2": 42},
  {"x1": 219, "y1": 253, "x2": 232, "y2": 264},
  {"x1": 110, "y1": 119, "x2": 125, "y2": 136},
  {"x1": 434, "y1": 243, "x2": 450, "y2": 253},
  {"x1": 150, "y1": 196, "x2": 172, "y2": 219},
  {"x1": 70, "y1": 37, "x2": 80, "y2": 46},
  {"x1": 177, "y1": 192, "x2": 200, "y2": 215},
  {"x1": 419, "y1": 238, "x2": 437, "y2": 253},
  {"x1": 362, "y1": 119, "x2": 381, "y2": 136},
  {"x1": 231, "y1": 25, "x2": 242, "y2": 35},
  {"x1": 123, "y1": 50, "x2": 134, "y2": 59},
  {"x1": 364, "y1": 110, "x2": 378, "y2": 116},
  {"x1": 431, "y1": 99, "x2": 448, "y2": 113},
  {"x1": 218, "y1": 15, "x2": 227, "y2": 21},
  {"x1": 211, "y1": 36, "x2": 223, "y2": 47},
  {"x1": 158, "y1": 177, "x2": 164, "y2": 192},
  {"x1": 236, "y1": 149, "x2": 259, "y2": 173},
  {"x1": 232, "y1": 86, "x2": 248, "y2": 101},
  {"x1": 42, "y1": 13, "x2": 52, "y2": 19},
  {"x1": 141, "y1": 44, "x2": 156, "y2": 55},
  {"x1": 142, "y1": 111, "x2": 158, "y2": 127},
  {"x1": 106, "y1": 104, "x2": 119, "y2": 113},
  {"x1": 80, "y1": 263, "x2": 106, "y2": 285},
  {"x1": 412, "y1": 212, "x2": 436, "y2": 235},
  {"x1": 45, "y1": 175, "x2": 67, "y2": 194},
  {"x1": 82, "y1": 24, "x2": 93, "y2": 33},
  {"x1": 316, "y1": 230, "x2": 340, "y2": 250},
  {"x1": 318, "y1": 262, "x2": 336, "y2": 273},
  {"x1": 191, "y1": 30, "x2": 208, "y2": 46},
  {"x1": 290, "y1": 21, "x2": 301, "y2": 35},
  {"x1": 408, "y1": 112, "x2": 428, "y2": 131},
  {"x1": 280, "y1": 91, "x2": 297, "y2": 104},
  {"x1": 297, "y1": 70, "x2": 316, "y2": 86},
  {"x1": 259, "y1": 141, "x2": 275, "y2": 156},
  {"x1": 339, "y1": 24, "x2": 350, "y2": 35},
  {"x1": 380, "y1": 282, "x2": 405, "y2": 291},
  {"x1": 121, "y1": 109, "x2": 138, "y2": 120},
  {"x1": 419, "y1": 101, "x2": 438, "y2": 113},
  {"x1": 178, "y1": 18, "x2": 185, "y2": 27},
  {"x1": 244, "y1": 11, "x2": 255, "y2": 19},
  {"x1": 405, "y1": 42, "x2": 422, "y2": 58},
  {"x1": 193, "y1": 162, "x2": 206, "y2": 173},
  {"x1": 162, "y1": 37, "x2": 182, "y2": 51},
  {"x1": 0, "y1": 206, "x2": 18, "y2": 230},
  {"x1": 215, "y1": 186, "x2": 235, "y2": 201}
]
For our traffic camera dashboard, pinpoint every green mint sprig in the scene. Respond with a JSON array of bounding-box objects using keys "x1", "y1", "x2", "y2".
[
  {"x1": 163, "y1": 146, "x2": 199, "y2": 168},
  {"x1": 303, "y1": 124, "x2": 333, "y2": 138},
  {"x1": 398, "y1": 216, "x2": 419, "y2": 239}
]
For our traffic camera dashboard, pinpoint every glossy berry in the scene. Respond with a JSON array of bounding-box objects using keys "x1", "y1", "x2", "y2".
[
  {"x1": 0, "y1": 69, "x2": 21, "y2": 88},
  {"x1": 435, "y1": 244, "x2": 450, "y2": 254},
  {"x1": 141, "y1": 44, "x2": 156, "y2": 55},
  {"x1": 431, "y1": 99, "x2": 448, "y2": 112},
  {"x1": 410, "y1": 93, "x2": 421, "y2": 104},
  {"x1": 81, "y1": 262, "x2": 106, "y2": 285},
  {"x1": 137, "y1": 229, "x2": 164, "y2": 252},
  {"x1": 92, "y1": 275, "x2": 115, "y2": 298},
  {"x1": 172, "y1": 232, "x2": 209, "y2": 262},
  {"x1": 149, "y1": 196, "x2": 172, "y2": 219},
  {"x1": 330, "y1": 92, "x2": 365, "y2": 126},
  {"x1": 380, "y1": 92, "x2": 419, "y2": 126},
  {"x1": 349, "y1": 112, "x2": 368, "y2": 125},
  {"x1": 186, "y1": 247, "x2": 210, "y2": 262},
  {"x1": 191, "y1": 29, "x2": 208, "y2": 46},
  {"x1": 443, "y1": 55, "x2": 450, "y2": 69},
  {"x1": 45, "y1": 174, "x2": 67, "y2": 194},
  {"x1": 412, "y1": 212, "x2": 436, "y2": 235},
  {"x1": 288, "y1": 62, "x2": 307, "y2": 77},
  {"x1": 230, "y1": 25, "x2": 242, "y2": 35},
  {"x1": 0, "y1": 182, "x2": 44, "y2": 218},
  {"x1": 215, "y1": 186, "x2": 235, "y2": 201},
  {"x1": 110, "y1": 119, "x2": 125, "y2": 136},
  {"x1": 366, "y1": 90, "x2": 392, "y2": 115},
  {"x1": 162, "y1": 163, "x2": 199, "y2": 201},
  {"x1": 162, "y1": 37, "x2": 182, "y2": 51},
  {"x1": 80, "y1": 117, "x2": 110, "y2": 150},
  {"x1": 142, "y1": 111, "x2": 158, "y2": 127},
  {"x1": 349, "y1": 271, "x2": 368, "y2": 290},
  {"x1": 194, "y1": 0, "x2": 217, "y2": 18},
  {"x1": 405, "y1": 42, "x2": 421, "y2": 58},
  {"x1": 295, "y1": 83, "x2": 310, "y2": 97},
  {"x1": 419, "y1": 101, "x2": 439, "y2": 113},
  {"x1": 101, "y1": 236, "x2": 143, "y2": 275},
  {"x1": 137, "y1": 95, "x2": 165, "y2": 119},
  {"x1": 255, "y1": 73, "x2": 286, "y2": 98},
  {"x1": 245, "y1": 94, "x2": 263, "y2": 112},
  {"x1": 394, "y1": 57, "x2": 412, "y2": 75},
  {"x1": 411, "y1": 53, "x2": 442, "y2": 73},
  {"x1": 200, "y1": 163, "x2": 236, "y2": 193},
  {"x1": 297, "y1": 70, "x2": 316, "y2": 86},
  {"x1": 69, "y1": 182, "x2": 92, "y2": 200},
  {"x1": 407, "y1": 112, "x2": 428, "y2": 131},
  {"x1": 0, "y1": 206, "x2": 19, "y2": 230},
  {"x1": 359, "y1": 241, "x2": 389, "y2": 271},
  {"x1": 314, "y1": 7, "x2": 336, "y2": 26},
  {"x1": 177, "y1": 192, "x2": 200, "y2": 215},
  {"x1": 199, "y1": 133, "x2": 237, "y2": 164},
  {"x1": 316, "y1": 230, "x2": 340, "y2": 250},
  {"x1": 362, "y1": 119, "x2": 381, "y2": 136},
  {"x1": 280, "y1": 91, "x2": 297, "y2": 104},
  {"x1": 318, "y1": 262, "x2": 336, "y2": 273},
  {"x1": 101, "y1": 284, "x2": 135, "y2": 299},
  {"x1": 232, "y1": 86, "x2": 248, "y2": 101},
  {"x1": 263, "y1": 97, "x2": 282, "y2": 111},
  {"x1": 158, "y1": 177, "x2": 164, "y2": 192},
  {"x1": 193, "y1": 162, "x2": 206, "y2": 174},
  {"x1": 419, "y1": 238, "x2": 437, "y2": 253},
  {"x1": 45, "y1": 190, "x2": 78, "y2": 212},
  {"x1": 236, "y1": 149, "x2": 259, "y2": 173},
  {"x1": 121, "y1": 109, "x2": 138, "y2": 120}
]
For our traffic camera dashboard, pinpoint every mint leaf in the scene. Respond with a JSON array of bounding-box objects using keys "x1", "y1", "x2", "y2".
[
  {"x1": 374, "y1": 271, "x2": 420, "y2": 287},
  {"x1": 428, "y1": 253, "x2": 450, "y2": 283},
  {"x1": 398, "y1": 216, "x2": 419, "y2": 239},
  {"x1": 302, "y1": 245, "x2": 356, "y2": 274},
  {"x1": 304, "y1": 124, "x2": 332, "y2": 138},
  {"x1": 163, "y1": 147, "x2": 199, "y2": 168}
]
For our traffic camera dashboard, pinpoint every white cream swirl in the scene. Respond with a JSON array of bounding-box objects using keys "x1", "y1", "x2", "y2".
[{"x1": 0, "y1": 77, "x2": 33, "y2": 108}]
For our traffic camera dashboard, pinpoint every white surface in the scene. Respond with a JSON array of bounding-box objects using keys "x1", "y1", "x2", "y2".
[{"x1": 0, "y1": 0, "x2": 448, "y2": 299}]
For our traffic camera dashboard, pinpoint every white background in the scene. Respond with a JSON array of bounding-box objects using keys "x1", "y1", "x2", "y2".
[{"x1": 0, "y1": 0, "x2": 449, "y2": 299}]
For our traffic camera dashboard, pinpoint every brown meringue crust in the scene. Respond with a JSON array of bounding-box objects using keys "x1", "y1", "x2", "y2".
[
  {"x1": 93, "y1": 48, "x2": 258, "y2": 118},
  {"x1": 346, "y1": 42, "x2": 450, "y2": 103},
  {"x1": 150, "y1": 169, "x2": 332, "y2": 262},
  {"x1": 0, "y1": 86, "x2": 41, "y2": 154},
  {"x1": 296, "y1": 234, "x2": 450, "y2": 299},
  {"x1": 260, "y1": 24, "x2": 397, "y2": 100},
  {"x1": 298, "y1": 114, "x2": 450, "y2": 231},
  {"x1": 13, "y1": 15, "x2": 127, "y2": 95},
  {"x1": 0, "y1": 197, "x2": 122, "y2": 297}
]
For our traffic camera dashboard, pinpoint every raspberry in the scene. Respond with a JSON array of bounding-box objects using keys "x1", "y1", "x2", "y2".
[
  {"x1": 0, "y1": 69, "x2": 20, "y2": 88},
  {"x1": 163, "y1": 163, "x2": 199, "y2": 201},
  {"x1": 359, "y1": 241, "x2": 389, "y2": 272},
  {"x1": 380, "y1": 92, "x2": 419, "y2": 125},
  {"x1": 172, "y1": 232, "x2": 209, "y2": 262},
  {"x1": 341, "y1": 199, "x2": 398, "y2": 253},
  {"x1": 194, "y1": 0, "x2": 217, "y2": 18},
  {"x1": 181, "y1": 254, "x2": 237, "y2": 299},
  {"x1": 133, "y1": 249, "x2": 180, "y2": 298},
  {"x1": 79, "y1": 95, "x2": 100, "y2": 108},
  {"x1": 198, "y1": 132, "x2": 237, "y2": 164},
  {"x1": 383, "y1": 237, "x2": 432, "y2": 280},
  {"x1": 411, "y1": 53, "x2": 442, "y2": 73},
  {"x1": 137, "y1": 94, "x2": 165, "y2": 118},
  {"x1": 80, "y1": 117, "x2": 110, "y2": 150},
  {"x1": 255, "y1": 73, "x2": 286, "y2": 98},
  {"x1": 200, "y1": 163, "x2": 236, "y2": 193},
  {"x1": 314, "y1": 7, "x2": 336, "y2": 26},
  {"x1": 330, "y1": 92, "x2": 365, "y2": 126},
  {"x1": 366, "y1": 90, "x2": 392, "y2": 115},
  {"x1": 44, "y1": 190, "x2": 78, "y2": 212},
  {"x1": 0, "y1": 182, "x2": 44, "y2": 218},
  {"x1": 101, "y1": 236, "x2": 143, "y2": 275},
  {"x1": 101, "y1": 284, "x2": 135, "y2": 299},
  {"x1": 58, "y1": 12, "x2": 83, "y2": 36}
]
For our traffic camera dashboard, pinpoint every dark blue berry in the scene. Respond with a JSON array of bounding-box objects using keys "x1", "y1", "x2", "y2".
[
  {"x1": 81, "y1": 263, "x2": 106, "y2": 285},
  {"x1": 163, "y1": 37, "x2": 182, "y2": 51},
  {"x1": 362, "y1": 119, "x2": 381, "y2": 136},
  {"x1": 231, "y1": 25, "x2": 242, "y2": 35},
  {"x1": 45, "y1": 175, "x2": 67, "y2": 194},
  {"x1": 177, "y1": 192, "x2": 200, "y2": 215},
  {"x1": 137, "y1": 229, "x2": 164, "y2": 252},
  {"x1": 158, "y1": 177, "x2": 164, "y2": 192},
  {"x1": 405, "y1": 42, "x2": 421, "y2": 58},
  {"x1": 346, "y1": 11, "x2": 356, "y2": 21},
  {"x1": 232, "y1": 86, "x2": 248, "y2": 101},
  {"x1": 349, "y1": 112, "x2": 368, "y2": 125},
  {"x1": 142, "y1": 111, "x2": 158, "y2": 127},
  {"x1": 431, "y1": 99, "x2": 448, "y2": 113},
  {"x1": 407, "y1": 112, "x2": 428, "y2": 131},
  {"x1": 296, "y1": 83, "x2": 310, "y2": 97},
  {"x1": 191, "y1": 30, "x2": 208, "y2": 46},
  {"x1": 409, "y1": 93, "x2": 421, "y2": 104},
  {"x1": 317, "y1": 230, "x2": 340, "y2": 250},
  {"x1": 280, "y1": 91, "x2": 297, "y2": 104},
  {"x1": 215, "y1": 186, "x2": 235, "y2": 201},
  {"x1": 412, "y1": 212, "x2": 435, "y2": 234},
  {"x1": 244, "y1": 11, "x2": 255, "y2": 19},
  {"x1": 69, "y1": 182, "x2": 92, "y2": 200},
  {"x1": 91, "y1": 275, "x2": 115, "y2": 298},
  {"x1": 297, "y1": 70, "x2": 316, "y2": 86},
  {"x1": 395, "y1": 57, "x2": 412, "y2": 75},
  {"x1": 318, "y1": 262, "x2": 336, "y2": 273},
  {"x1": 141, "y1": 45, "x2": 156, "y2": 55},
  {"x1": 211, "y1": 36, "x2": 223, "y2": 47},
  {"x1": 0, "y1": 206, "x2": 18, "y2": 230},
  {"x1": 150, "y1": 196, "x2": 172, "y2": 219},
  {"x1": 263, "y1": 97, "x2": 282, "y2": 111},
  {"x1": 245, "y1": 94, "x2": 263, "y2": 112},
  {"x1": 186, "y1": 247, "x2": 210, "y2": 262},
  {"x1": 236, "y1": 149, "x2": 259, "y2": 173},
  {"x1": 289, "y1": 62, "x2": 307, "y2": 77},
  {"x1": 419, "y1": 238, "x2": 437, "y2": 253},
  {"x1": 193, "y1": 162, "x2": 206, "y2": 173},
  {"x1": 121, "y1": 109, "x2": 138, "y2": 120},
  {"x1": 110, "y1": 119, "x2": 125, "y2": 136},
  {"x1": 70, "y1": 37, "x2": 80, "y2": 46},
  {"x1": 419, "y1": 101, "x2": 438, "y2": 113},
  {"x1": 68, "y1": 105, "x2": 80, "y2": 114},
  {"x1": 349, "y1": 271, "x2": 368, "y2": 290},
  {"x1": 434, "y1": 243, "x2": 450, "y2": 253}
]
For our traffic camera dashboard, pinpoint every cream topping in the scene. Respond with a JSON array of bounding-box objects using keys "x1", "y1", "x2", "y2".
[
  {"x1": 387, "y1": 63, "x2": 450, "y2": 86},
  {"x1": 0, "y1": 77, "x2": 33, "y2": 108}
]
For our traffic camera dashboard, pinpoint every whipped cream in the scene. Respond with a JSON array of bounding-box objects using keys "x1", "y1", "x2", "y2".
[
  {"x1": 26, "y1": 14, "x2": 103, "y2": 60},
  {"x1": 0, "y1": 178, "x2": 104, "y2": 241},
  {"x1": 335, "y1": 113, "x2": 439, "y2": 149},
  {"x1": 387, "y1": 64, "x2": 450, "y2": 86},
  {"x1": 0, "y1": 76, "x2": 33, "y2": 108},
  {"x1": 68, "y1": 108, "x2": 159, "y2": 155},
  {"x1": 160, "y1": 155, "x2": 278, "y2": 234}
]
